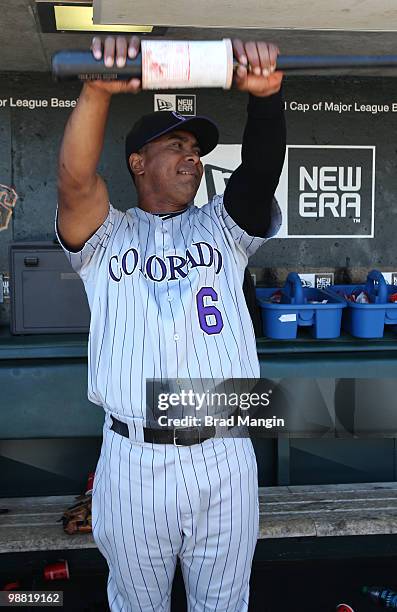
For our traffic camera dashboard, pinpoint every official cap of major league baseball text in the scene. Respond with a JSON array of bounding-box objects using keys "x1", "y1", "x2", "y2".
[{"x1": 125, "y1": 111, "x2": 219, "y2": 176}]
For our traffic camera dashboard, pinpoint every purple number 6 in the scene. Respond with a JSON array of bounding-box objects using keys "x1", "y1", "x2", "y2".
[{"x1": 196, "y1": 287, "x2": 224, "y2": 335}]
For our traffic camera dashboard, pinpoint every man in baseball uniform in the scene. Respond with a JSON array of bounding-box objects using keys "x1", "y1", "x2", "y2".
[{"x1": 57, "y1": 36, "x2": 285, "y2": 611}]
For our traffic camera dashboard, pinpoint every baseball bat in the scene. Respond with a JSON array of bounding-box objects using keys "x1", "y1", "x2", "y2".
[{"x1": 52, "y1": 49, "x2": 397, "y2": 83}]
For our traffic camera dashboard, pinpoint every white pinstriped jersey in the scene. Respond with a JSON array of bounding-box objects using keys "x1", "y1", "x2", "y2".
[{"x1": 57, "y1": 195, "x2": 281, "y2": 421}]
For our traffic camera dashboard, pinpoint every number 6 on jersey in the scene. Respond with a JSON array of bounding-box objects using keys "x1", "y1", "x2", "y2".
[{"x1": 196, "y1": 287, "x2": 224, "y2": 334}]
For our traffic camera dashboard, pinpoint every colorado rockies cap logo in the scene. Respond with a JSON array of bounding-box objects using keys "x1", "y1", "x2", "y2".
[{"x1": 172, "y1": 111, "x2": 186, "y2": 121}]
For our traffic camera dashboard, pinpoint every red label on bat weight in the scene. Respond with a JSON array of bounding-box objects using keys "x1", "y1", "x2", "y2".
[{"x1": 336, "y1": 604, "x2": 355, "y2": 612}]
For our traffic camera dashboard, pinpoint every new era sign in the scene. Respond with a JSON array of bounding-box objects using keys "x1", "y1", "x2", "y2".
[
  {"x1": 154, "y1": 94, "x2": 196, "y2": 116},
  {"x1": 287, "y1": 146, "x2": 375, "y2": 238},
  {"x1": 195, "y1": 144, "x2": 375, "y2": 239},
  {"x1": 195, "y1": 145, "x2": 241, "y2": 207}
]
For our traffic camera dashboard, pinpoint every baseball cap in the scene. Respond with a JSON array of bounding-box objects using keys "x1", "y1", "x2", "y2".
[{"x1": 125, "y1": 111, "x2": 219, "y2": 177}]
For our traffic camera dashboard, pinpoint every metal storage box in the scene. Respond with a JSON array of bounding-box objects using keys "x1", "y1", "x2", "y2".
[{"x1": 9, "y1": 242, "x2": 90, "y2": 334}]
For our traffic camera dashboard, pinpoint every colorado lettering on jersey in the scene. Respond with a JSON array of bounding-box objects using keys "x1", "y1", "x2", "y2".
[{"x1": 108, "y1": 241, "x2": 223, "y2": 283}]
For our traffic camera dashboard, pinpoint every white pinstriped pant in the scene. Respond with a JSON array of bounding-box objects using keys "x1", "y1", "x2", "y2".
[{"x1": 92, "y1": 421, "x2": 259, "y2": 612}]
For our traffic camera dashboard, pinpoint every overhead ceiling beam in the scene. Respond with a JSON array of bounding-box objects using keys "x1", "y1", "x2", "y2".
[
  {"x1": 35, "y1": 1, "x2": 165, "y2": 34},
  {"x1": 93, "y1": 0, "x2": 397, "y2": 31}
]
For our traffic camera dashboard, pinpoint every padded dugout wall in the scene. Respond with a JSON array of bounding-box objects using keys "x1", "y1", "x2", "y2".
[
  {"x1": 0, "y1": 73, "x2": 397, "y2": 322},
  {"x1": 1, "y1": 73, "x2": 397, "y2": 495}
]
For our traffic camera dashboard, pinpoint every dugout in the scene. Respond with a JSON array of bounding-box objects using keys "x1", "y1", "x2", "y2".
[
  {"x1": 1, "y1": 5, "x2": 397, "y2": 609},
  {"x1": 1, "y1": 68, "x2": 397, "y2": 493}
]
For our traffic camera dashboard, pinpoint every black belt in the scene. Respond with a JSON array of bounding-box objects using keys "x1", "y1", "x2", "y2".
[{"x1": 110, "y1": 410, "x2": 240, "y2": 446}]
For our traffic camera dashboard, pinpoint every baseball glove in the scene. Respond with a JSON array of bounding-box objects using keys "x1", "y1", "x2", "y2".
[{"x1": 60, "y1": 493, "x2": 92, "y2": 535}]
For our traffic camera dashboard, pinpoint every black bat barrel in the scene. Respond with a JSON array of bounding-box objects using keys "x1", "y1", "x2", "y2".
[
  {"x1": 52, "y1": 50, "x2": 397, "y2": 82},
  {"x1": 52, "y1": 51, "x2": 142, "y2": 81}
]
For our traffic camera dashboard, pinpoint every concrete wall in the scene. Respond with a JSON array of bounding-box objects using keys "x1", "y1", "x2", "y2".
[{"x1": 1, "y1": 73, "x2": 397, "y2": 324}]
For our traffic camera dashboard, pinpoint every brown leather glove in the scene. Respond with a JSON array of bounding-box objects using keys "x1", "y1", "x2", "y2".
[{"x1": 61, "y1": 493, "x2": 92, "y2": 535}]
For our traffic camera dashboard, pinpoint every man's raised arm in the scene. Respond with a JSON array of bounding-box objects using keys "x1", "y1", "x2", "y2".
[
  {"x1": 224, "y1": 40, "x2": 285, "y2": 237},
  {"x1": 57, "y1": 36, "x2": 141, "y2": 251}
]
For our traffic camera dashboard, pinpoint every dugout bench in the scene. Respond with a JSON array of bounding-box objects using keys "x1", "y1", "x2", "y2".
[
  {"x1": 1, "y1": 483, "x2": 397, "y2": 555},
  {"x1": 1, "y1": 327, "x2": 397, "y2": 561}
]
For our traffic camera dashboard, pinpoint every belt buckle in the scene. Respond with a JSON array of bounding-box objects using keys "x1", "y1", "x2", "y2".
[{"x1": 173, "y1": 427, "x2": 201, "y2": 447}]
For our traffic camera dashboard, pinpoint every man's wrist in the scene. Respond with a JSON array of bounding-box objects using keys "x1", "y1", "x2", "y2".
[
  {"x1": 82, "y1": 82, "x2": 112, "y2": 103},
  {"x1": 247, "y1": 89, "x2": 284, "y2": 118}
]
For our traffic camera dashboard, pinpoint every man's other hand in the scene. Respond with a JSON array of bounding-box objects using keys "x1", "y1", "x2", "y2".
[
  {"x1": 87, "y1": 35, "x2": 142, "y2": 95},
  {"x1": 232, "y1": 39, "x2": 283, "y2": 97}
]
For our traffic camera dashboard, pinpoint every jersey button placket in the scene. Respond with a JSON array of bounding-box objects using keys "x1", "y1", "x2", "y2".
[
  {"x1": 154, "y1": 218, "x2": 169, "y2": 379},
  {"x1": 164, "y1": 222, "x2": 179, "y2": 379},
  {"x1": 163, "y1": 229, "x2": 171, "y2": 253}
]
